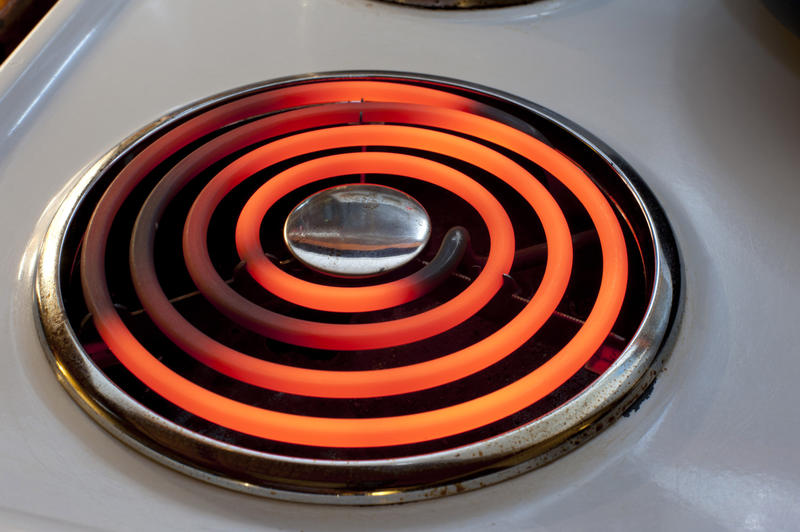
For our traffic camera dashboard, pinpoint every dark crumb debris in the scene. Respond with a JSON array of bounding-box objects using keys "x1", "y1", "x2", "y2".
[{"x1": 622, "y1": 376, "x2": 657, "y2": 417}]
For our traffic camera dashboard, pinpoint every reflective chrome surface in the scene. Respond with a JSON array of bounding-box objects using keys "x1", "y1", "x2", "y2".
[{"x1": 284, "y1": 184, "x2": 431, "y2": 277}]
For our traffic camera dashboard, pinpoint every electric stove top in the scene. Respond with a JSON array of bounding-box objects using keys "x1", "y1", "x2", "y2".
[{"x1": 1, "y1": 0, "x2": 799, "y2": 530}]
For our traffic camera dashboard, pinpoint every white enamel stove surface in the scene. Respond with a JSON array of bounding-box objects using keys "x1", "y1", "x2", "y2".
[{"x1": 1, "y1": 0, "x2": 798, "y2": 530}]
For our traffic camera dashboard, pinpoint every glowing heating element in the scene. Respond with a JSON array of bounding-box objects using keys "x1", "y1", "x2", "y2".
[{"x1": 81, "y1": 80, "x2": 628, "y2": 448}]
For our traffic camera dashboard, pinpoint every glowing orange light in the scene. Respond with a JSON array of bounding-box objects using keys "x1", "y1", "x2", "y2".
[{"x1": 83, "y1": 80, "x2": 628, "y2": 447}]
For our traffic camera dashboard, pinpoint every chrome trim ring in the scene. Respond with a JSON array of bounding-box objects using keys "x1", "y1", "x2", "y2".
[{"x1": 34, "y1": 71, "x2": 681, "y2": 505}]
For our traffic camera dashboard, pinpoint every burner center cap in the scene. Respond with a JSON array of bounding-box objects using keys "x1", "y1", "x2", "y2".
[{"x1": 283, "y1": 184, "x2": 431, "y2": 277}]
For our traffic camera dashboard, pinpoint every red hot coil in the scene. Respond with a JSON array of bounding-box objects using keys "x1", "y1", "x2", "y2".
[{"x1": 81, "y1": 80, "x2": 628, "y2": 448}]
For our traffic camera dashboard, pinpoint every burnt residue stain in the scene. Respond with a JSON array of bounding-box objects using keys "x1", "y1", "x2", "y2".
[{"x1": 622, "y1": 373, "x2": 658, "y2": 417}]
